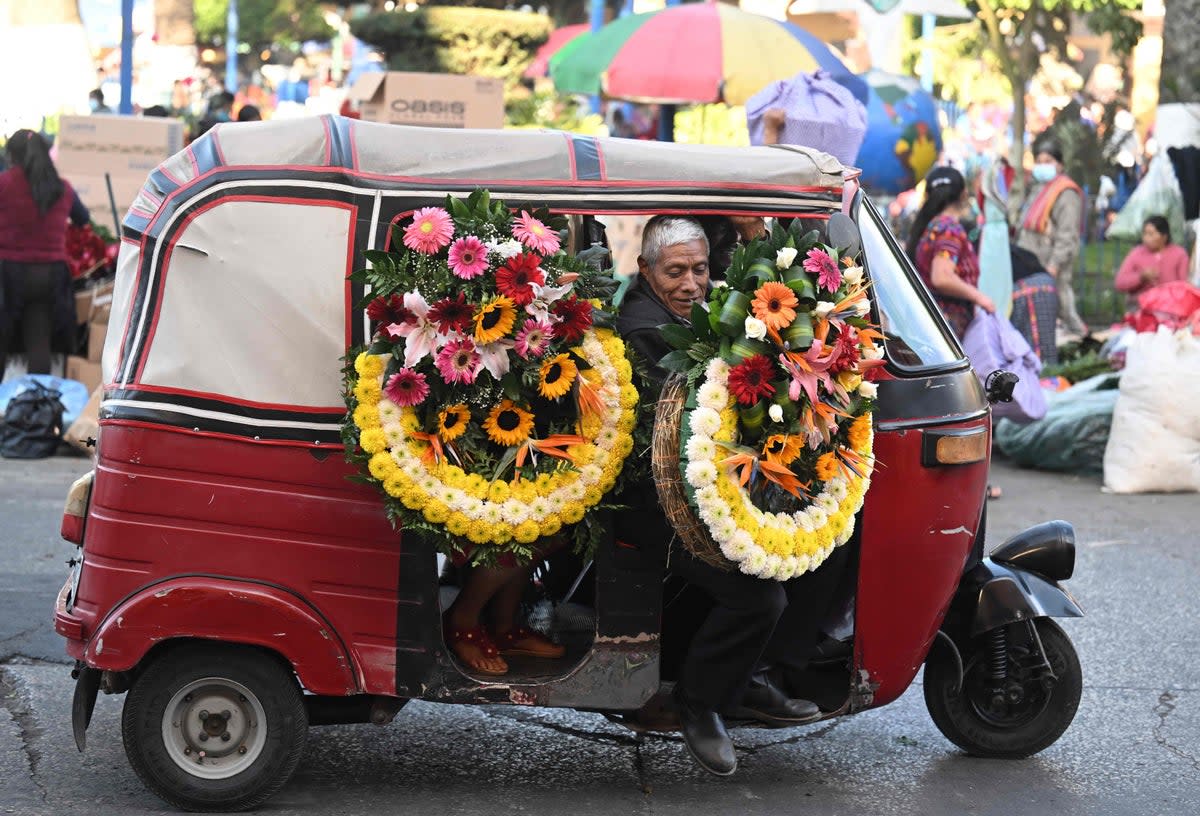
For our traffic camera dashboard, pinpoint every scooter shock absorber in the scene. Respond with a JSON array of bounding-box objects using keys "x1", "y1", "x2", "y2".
[{"x1": 989, "y1": 627, "x2": 1008, "y2": 685}]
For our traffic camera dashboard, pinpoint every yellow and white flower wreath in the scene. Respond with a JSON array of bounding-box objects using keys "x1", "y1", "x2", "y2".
[
  {"x1": 351, "y1": 328, "x2": 637, "y2": 547},
  {"x1": 683, "y1": 358, "x2": 875, "y2": 581}
]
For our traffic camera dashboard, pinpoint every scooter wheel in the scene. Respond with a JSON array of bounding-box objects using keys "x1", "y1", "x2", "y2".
[
  {"x1": 924, "y1": 618, "x2": 1081, "y2": 759},
  {"x1": 121, "y1": 643, "x2": 308, "y2": 812}
]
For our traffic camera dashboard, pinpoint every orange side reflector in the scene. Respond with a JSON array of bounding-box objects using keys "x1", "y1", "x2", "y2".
[{"x1": 934, "y1": 430, "x2": 989, "y2": 465}]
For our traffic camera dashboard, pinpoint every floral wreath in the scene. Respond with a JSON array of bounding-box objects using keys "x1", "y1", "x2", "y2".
[
  {"x1": 660, "y1": 220, "x2": 884, "y2": 580},
  {"x1": 344, "y1": 191, "x2": 638, "y2": 561}
]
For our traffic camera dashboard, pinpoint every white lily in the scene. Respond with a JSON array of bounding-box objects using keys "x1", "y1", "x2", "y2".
[
  {"x1": 390, "y1": 291, "x2": 444, "y2": 368},
  {"x1": 525, "y1": 280, "x2": 574, "y2": 323},
  {"x1": 476, "y1": 339, "x2": 516, "y2": 380},
  {"x1": 776, "y1": 246, "x2": 798, "y2": 270}
]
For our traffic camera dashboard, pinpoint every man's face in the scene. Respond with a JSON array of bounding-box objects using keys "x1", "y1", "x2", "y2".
[{"x1": 638, "y1": 239, "x2": 709, "y2": 318}]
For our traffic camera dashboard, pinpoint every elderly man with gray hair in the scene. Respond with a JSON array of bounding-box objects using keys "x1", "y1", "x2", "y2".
[{"x1": 615, "y1": 215, "x2": 825, "y2": 777}]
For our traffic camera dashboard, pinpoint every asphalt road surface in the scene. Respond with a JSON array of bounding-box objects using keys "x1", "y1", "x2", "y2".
[{"x1": 2, "y1": 453, "x2": 1198, "y2": 815}]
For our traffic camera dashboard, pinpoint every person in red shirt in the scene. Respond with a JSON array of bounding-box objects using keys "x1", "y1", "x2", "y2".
[
  {"x1": 0, "y1": 130, "x2": 90, "y2": 378},
  {"x1": 1114, "y1": 215, "x2": 1191, "y2": 307}
]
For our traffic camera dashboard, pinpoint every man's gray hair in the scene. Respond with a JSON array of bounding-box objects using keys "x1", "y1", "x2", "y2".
[{"x1": 641, "y1": 216, "x2": 708, "y2": 266}]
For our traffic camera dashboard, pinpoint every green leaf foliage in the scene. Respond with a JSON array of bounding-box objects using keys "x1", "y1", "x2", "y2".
[{"x1": 195, "y1": 0, "x2": 334, "y2": 49}]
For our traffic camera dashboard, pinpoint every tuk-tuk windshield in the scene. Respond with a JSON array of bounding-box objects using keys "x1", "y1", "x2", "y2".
[{"x1": 857, "y1": 198, "x2": 963, "y2": 370}]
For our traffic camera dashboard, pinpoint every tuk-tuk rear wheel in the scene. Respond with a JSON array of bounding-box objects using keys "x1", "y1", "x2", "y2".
[
  {"x1": 924, "y1": 619, "x2": 1081, "y2": 759},
  {"x1": 121, "y1": 643, "x2": 308, "y2": 812}
]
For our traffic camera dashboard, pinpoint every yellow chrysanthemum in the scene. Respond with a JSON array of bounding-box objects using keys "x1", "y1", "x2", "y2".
[
  {"x1": 538, "y1": 354, "x2": 577, "y2": 402},
  {"x1": 423, "y1": 501, "x2": 450, "y2": 524},
  {"x1": 446, "y1": 512, "x2": 472, "y2": 537},
  {"x1": 354, "y1": 379, "x2": 382, "y2": 405},
  {"x1": 491, "y1": 524, "x2": 513, "y2": 545},
  {"x1": 355, "y1": 353, "x2": 385, "y2": 379},
  {"x1": 514, "y1": 520, "x2": 542, "y2": 544},
  {"x1": 762, "y1": 434, "x2": 802, "y2": 467},
  {"x1": 383, "y1": 473, "x2": 407, "y2": 498},
  {"x1": 848, "y1": 414, "x2": 872, "y2": 453},
  {"x1": 511, "y1": 481, "x2": 538, "y2": 503},
  {"x1": 399, "y1": 409, "x2": 421, "y2": 432},
  {"x1": 474, "y1": 296, "x2": 517, "y2": 345},
  {"x1": 467, "y1": 524, "x2": 491, "y2": 544},
  {"x1": 619, "y1": 384, "x2": 639, "y2": 409},
  {"x1": 359, "y1": 428, "x2": 387, "y2": 455},
  {"x1": 368, "y1": 452, "x2": 395, "y2": 481},
  {"x1": 815, "y1": 452, "x2": 839, "y2": 481},
  {"x1": 354, "y1": 404, "x2": 381, "y2": 430},
  {"x1": 488, "y1": 480, "x2": 511, "y2": 503},
  {"x1": 539, "y1": 517, "x2": 563, "y2": 537},
  {"x1": 584, "y1": 487, "x2": 602, "y2": 506},
  {"x1": 438, "y1": 403, "x2": 470, "y2": 442},
  {"x1": 483, "y1": 400, "x2": 535, "y2": 448},
  {"x1": 400, "y1": 488, "x2": 427, "y2": 510},
  {"x1": 561, "y1": 502, "x2": 586, "y2": 524}
]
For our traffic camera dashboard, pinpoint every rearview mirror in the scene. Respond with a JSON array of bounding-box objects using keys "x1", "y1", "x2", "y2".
[{"x1": 827, "y1": 212, "x2": 862, "y2": 258}]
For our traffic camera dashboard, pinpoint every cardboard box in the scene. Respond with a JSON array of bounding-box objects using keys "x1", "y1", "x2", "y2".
[
  {"x1": 74, "y1": 280, "x2": 114, "y2": 326},
  {"x1": 56, "y1": 114, "x2": 185, "y2": 178},
  {"x1": 347, "y1": 72, "x2": 505, "y2": 130},
  {"x1": 65, "y1": 386, "x2": 102, "y2": 455},
  {"x1": 66, "y1": 355, "x2": 102, "y2": 393},
  {"x1": 69, "y1": 173, "x2": 148, "y2": 225},
  {"x1": 87, "y1": 321, "x2": 108, "y2": 363}
]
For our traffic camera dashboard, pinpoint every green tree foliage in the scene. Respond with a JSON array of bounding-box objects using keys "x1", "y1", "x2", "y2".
[
  {"x1": 350, "y1": 7, "x2": 552, "y2": 90},
  {"x1": 970, "y1": 1, "x2": 1141, "y2": 194},
  {"x1": 194, "y1": 0, "x2": 334, "y2": 49}
]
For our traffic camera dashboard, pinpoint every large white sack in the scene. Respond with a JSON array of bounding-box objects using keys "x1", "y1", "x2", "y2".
[{"x1": 1103, "y1": 328, "x2": 1200, "y2": 493}]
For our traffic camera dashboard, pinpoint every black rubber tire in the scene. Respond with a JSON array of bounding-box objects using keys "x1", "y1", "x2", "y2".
[
  {"x1": 924, "y1": 619, "x2": 1081, "y2": 759},
  {"x1": 121, "y1": 644, "x2": 308, "y2": 812}
]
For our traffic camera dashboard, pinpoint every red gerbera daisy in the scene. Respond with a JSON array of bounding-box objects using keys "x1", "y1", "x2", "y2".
[
  {"x1": 427, "y1": 292, "x2": 475, "y2": 335},
  {"x1": 495, "y1": 252, "x2": 546, "y2": 307},
  {"x1": 551, "y1": 295, "x2": 593, "y2": 343},
  {"x1": 366, "y1": 293, "x2": 415, "y2": 330},
  {"x1": 727, "y1": 355, "x2": 777, "y2": 406}
]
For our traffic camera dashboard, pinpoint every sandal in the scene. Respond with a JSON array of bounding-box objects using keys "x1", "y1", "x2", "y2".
[
  {"x1": 492, "y1": 626, "x2": 566, "y2": 659},
  {"x1": 443, "y1": 613, "x2": 508, "y2": 676}
]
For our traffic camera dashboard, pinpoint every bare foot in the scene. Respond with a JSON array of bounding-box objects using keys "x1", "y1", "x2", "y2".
[{"x1": 444, "y1": 612, "x2": 508, "y2": 675}]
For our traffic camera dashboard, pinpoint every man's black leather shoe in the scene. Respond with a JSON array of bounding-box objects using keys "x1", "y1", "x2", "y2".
[
  {"x1": 674, "y1": 688, "x2": 737, "y2": 776},
  {"x1": 724, "y1": 673, "x2": 821, "y2": 728}
]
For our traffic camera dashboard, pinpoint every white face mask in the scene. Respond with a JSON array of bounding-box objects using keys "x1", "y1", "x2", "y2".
[{"x1": 1032, "y1": 163, "x2": 1058, "y2": 183}]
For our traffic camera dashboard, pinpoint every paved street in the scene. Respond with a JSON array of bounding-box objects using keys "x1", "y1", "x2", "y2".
[{"x1": 1, "y1": 453, "x2": 1199, "y2": 815}]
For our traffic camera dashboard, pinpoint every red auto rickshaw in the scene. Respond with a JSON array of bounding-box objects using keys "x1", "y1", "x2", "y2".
[{"x1": 54, "y1": 117, "x2": 1082, "y2": 811}]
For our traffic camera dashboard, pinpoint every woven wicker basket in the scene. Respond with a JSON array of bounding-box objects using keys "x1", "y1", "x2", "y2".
[{"x1": 652, "y1": 373, "x2": 732, "y2": 571}]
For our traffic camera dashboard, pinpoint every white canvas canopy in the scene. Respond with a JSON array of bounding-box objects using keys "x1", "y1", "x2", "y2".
[{"x1": 100, "y1": 116, "x2": 853, "y2": 448}]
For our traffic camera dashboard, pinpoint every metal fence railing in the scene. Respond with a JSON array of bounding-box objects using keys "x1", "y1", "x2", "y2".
[{"x1": 1075, "y1": 187, "x2": 1133, "y2": 327}]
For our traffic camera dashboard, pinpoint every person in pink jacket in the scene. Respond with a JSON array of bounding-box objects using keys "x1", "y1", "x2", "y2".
[{"x1": 1115, "y1": 216, "x2": 1190, "y2": 307}]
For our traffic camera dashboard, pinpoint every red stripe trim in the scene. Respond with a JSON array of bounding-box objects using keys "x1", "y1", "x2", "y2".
[
  {"x1": 158, "y1": 164, "x2": 184, "y2": 186},
  {"x1": 563, "y1": 133, "x2": 578, "y2": 180},
  {"x1": 117, "y1": 383, "x2": 345, "y2": 414},
  {"x1": 120, "y1": 236, "x2": 140, "y2": 248},
  {"x1": 99, "y1": 418, "x2": 344, "y2": 449},
  {"x1": 132, "y1": 196, "x2": 358, "y2": 385},
  {"x1": 211, "y1": 130, "x2": 228, "y2": 166},
  {"x1": 321, "y1": 117, "x2": 334, "y2": 166},
  {"x1": 186, "y1": 145, "x2": 200, "y2": 177},
  {"x1": 348, "y1": 121, "x2": 360, "y2": 171}
]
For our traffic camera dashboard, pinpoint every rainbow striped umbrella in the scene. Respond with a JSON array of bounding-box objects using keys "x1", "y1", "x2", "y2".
[{"x1": 549, "y1": 2, "x2": 865, "y2": 106}]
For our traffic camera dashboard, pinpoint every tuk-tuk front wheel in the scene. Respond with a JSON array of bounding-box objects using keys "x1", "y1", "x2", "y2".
[
  {"x1": 924, "y1": 619, "x2": 1081, "y2": 759},
  {"x1": 121, "y1": 643, "x2": 308, "y2": 812}
]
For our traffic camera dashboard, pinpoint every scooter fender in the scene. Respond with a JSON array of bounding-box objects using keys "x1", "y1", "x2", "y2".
[
  {"x1": 966, "y1": 558, "x2": 1084, "y2": 638},
  {"x1": 82, "y1": 577, "x2": 359, "y2": 696}
]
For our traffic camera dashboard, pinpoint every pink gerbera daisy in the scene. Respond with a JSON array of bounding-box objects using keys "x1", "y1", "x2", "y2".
[
  {"x1": 384, "y1": 368, "x2": 430, "y2": 407},
  {"x1": 512, "y1": 211, "x2": 561, "y2": 255},
  {"x1": 803, "y1": 248, "x2": 842, "y2": 293},
  {"x1": 513, "y1": 318, "x2": 553, "y2": 359},
  {"x1": 435, "y1": 337, "x2": 482, "y2": 385},
  {"x1": 403, "y1": 207, "x2": 454, "y2": 255},
  {"x1": 447, "y1": 235, "x2": 489, "y2": 280}
]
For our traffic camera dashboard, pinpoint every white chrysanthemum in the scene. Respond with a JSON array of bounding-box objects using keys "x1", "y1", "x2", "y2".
[
  {"x1": 698, "y1": 500, "x2": 731, "y2": 527},
  {"x1": 744, "y1": 550, "x2": 770, "y2": 577},
  {"x1": 378, "y1": 401, "x2": 402, "y2": 424},
  {"x1": 837, "y1": 516, "x2": 856, "y2": 544},
  {"x1": 435, "y1": 484, "x2": 456, "y2": 505},
  {"x1": 384, "y1": 427, "x2": 406, "y2": 448},
  {"x1": 720, "y1": 539, "x2": 743, "y2": 561},
  {"x1": 402, "y1": 460, "x2": 425, "y2": 480},
  {"x1": 697, "y1": 381, "x2": 728, "y2": 411},
  {"x1": 449, "y1": 491, "x2": 474, "y2": 513},
  {"x1": 488, "y1": 239, "x2": 524, "y2": 259},
  {"x1": 529, "y1": 497, "x2": 553, "y2": 521},
  {"x1": 592, "y1": 449, "x2": 610, "y2": 468},
  {"x1": 794, "y1": 554, "x2": 812, "y2": 574},
  {"x1": 730, "y1": 529, "x2": 756, "y2": 557},
  {"x1": 581, "y1": 464, "x2": 604, "y2": 485},
  {"x1": 564, "y1": 481, "x2": 587, "y2": 502},
  {"x1": 501, "y1": 500, "x2": 530, "y2": 525},
  {"x1": 463, "y1": 497, "x2": 485, "y2": 518},
  {"x1": 691, "y1": 407, "x2": 722, "y2": 437},
  {"x1": 812, "y1": 547, "x2": 829, "y2": 570},
  {"x1": 685, "y1": 460, "x2": 718, "y2": 487},
  {"x1": 827, "y1": 480, "x2": 849, "y2": 502},
  {"x1": 765, "y1": 554, "x2": 785, "y2": 580},
  {"x1": 685, "y1": 435, "x2": 717, "y2": 463},
  {"x1": 705, "y1": 358, "x2": 731, "y2": 385},
  {"x1": 482, "y1": 504, "x2": 505, "y2": 526},
  {"x1": 807, "y1": 507, "x2": 829, "y2": 529},
  {"x1": 816, "y1": 495, "x2": 840, "y2": 515},
  {"x1": 596, "y1": 427, "x2": 620, "y2": 448},
  {"x1": 419, "y1": 474, "x2": 439, "y2": 494},
  {"x1": 711, "y1": 516, "x2": 738, "y2": 543},
  {"x1": 695, "y1": 485, "x2": 721, "y2": 508}
]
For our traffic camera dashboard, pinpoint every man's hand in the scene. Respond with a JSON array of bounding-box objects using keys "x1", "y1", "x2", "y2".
[{"x1": 762, "y1": 108, "x2": 786, "y2": 145}]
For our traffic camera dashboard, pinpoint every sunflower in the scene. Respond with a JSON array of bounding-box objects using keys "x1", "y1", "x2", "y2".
[
  {"x1": 815, "y1": 451, "x2": 839, "y2": 481},
  {"x1": 538, "y1": 353, "x2": 578, "y2": 400},
  {"x1": 483, "y1": 399, "x2": 535, "y2": 447},
  {"x1": 437, "y1": 403, "x2": 470, "y2": 442},
  {"x1": 762, "y1": 434, "x2": 802, "y2": 466},
  {"x1": 474, "y1": 296, "x2": 517, "y2": 345},
  {"x1": 847, "y1": 414, "x2": 871, "y2": 452},
  {"x1": 751, "y1": 281, "x2": 799, "y2": 332}
]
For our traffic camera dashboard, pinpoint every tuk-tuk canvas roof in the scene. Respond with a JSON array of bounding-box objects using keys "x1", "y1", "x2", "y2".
[{"x1": 102, "y1": 116, "x2": 854, "y2": 447}]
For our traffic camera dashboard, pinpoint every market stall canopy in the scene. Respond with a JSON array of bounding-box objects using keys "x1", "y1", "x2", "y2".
[
  {"x1": 549, "y1": 0, "x2": 866, "y2": 106},
  {"x1": 524, "y1": 24, "x2": 589, "y2": 79},
  {"x1": 787, "y1": 0, "x2": 972, "y2": 18}
]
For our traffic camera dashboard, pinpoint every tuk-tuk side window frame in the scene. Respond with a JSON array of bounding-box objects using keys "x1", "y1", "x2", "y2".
[{"x1": 854, "y1": 193, "x2": 968, "y2": 375}]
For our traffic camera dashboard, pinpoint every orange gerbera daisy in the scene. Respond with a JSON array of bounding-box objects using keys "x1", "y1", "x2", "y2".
[{"x1": 751, "y1": 282, "x2": 799, "y2": 332}]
